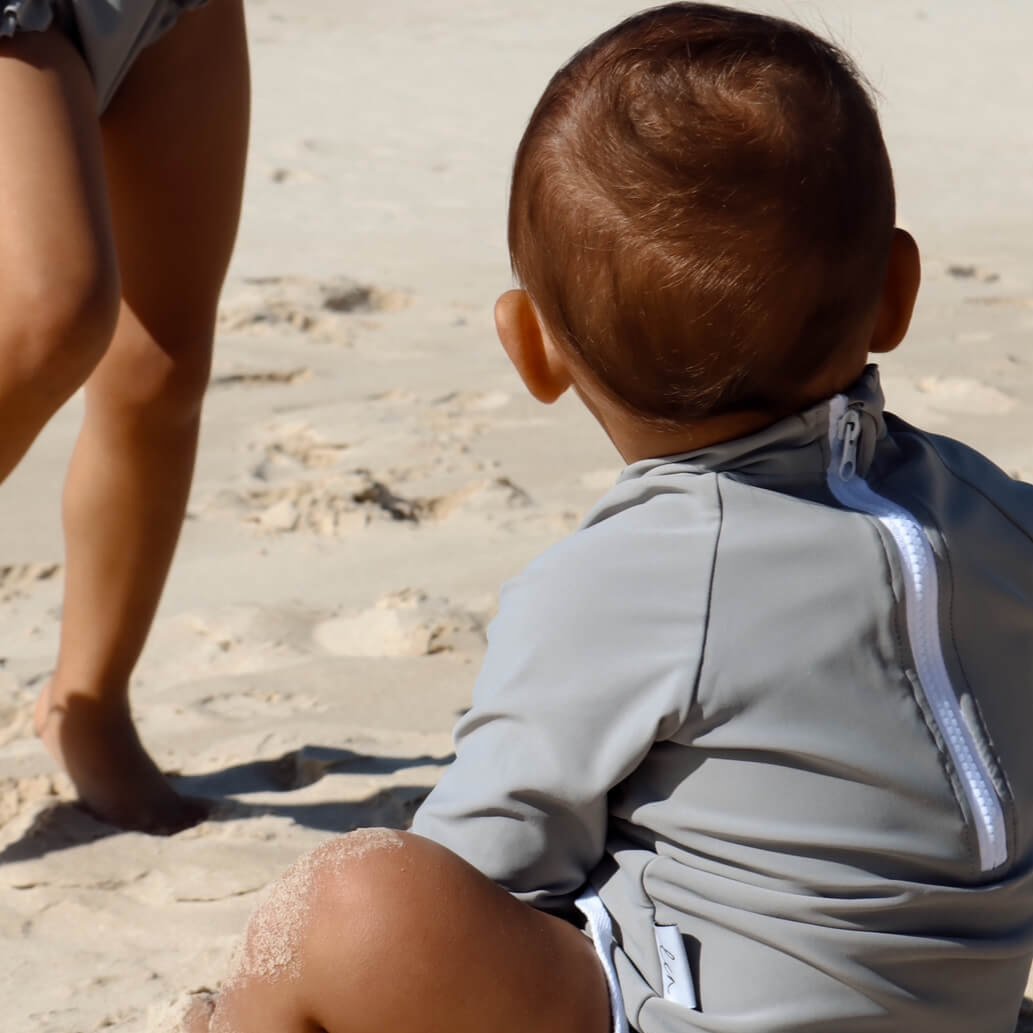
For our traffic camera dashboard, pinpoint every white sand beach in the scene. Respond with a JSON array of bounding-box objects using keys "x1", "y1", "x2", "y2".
[{"x1": 0, "y1": 1, "x2": 1031, "y2": 1029}]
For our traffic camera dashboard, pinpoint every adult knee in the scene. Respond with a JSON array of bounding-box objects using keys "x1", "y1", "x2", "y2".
[
  {"x1": 10, "y1": 263, "x2": 121, "y2": 399},
  {"x1": 98, "y1": 321, "x2": 215, "y2": 425}
]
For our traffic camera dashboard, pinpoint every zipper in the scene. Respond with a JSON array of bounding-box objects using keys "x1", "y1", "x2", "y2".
[{"x1": 826, "y1": 395, "x2": 1007, "y2": 872}]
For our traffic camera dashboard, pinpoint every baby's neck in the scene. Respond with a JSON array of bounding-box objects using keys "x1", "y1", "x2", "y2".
[
  {"x1": 592, "y1": 358, "x2": 871, "y2": 464},
  {"x1": 609, "y1": 408, "x2": 783, "y2": 463}
]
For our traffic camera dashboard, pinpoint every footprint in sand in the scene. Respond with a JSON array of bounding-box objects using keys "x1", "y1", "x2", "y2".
[
  {"x1": 421, "y1": 477, "x2": 533, "y2": 521},
  {"x1": 209, "y1": 367, "x2": 311, "y2": 390},
  {"x1": 218, "y1": 275, "x2": 410, "y2": 343},
  {"x1": 367, "y1": 388, "x2": 420, "y2": 406},
  {"x1": 269, "y1": 166, "x2": 319, "y2": 185},
  {"x1": 242, "y1": 470, "x2": 422, "y2": 536},
  {"x1": 425, "y1": 390, "x2": 515, "y2": 442},
  {"x1": 431, "y1": 389, "x2": 512, "y2": 413},
  {"x1": 0, "y1": 563, "x2": 61, "y2": 603},
  {"x1": 0, "y1": 675, "x2": 35, "y2": 748},
  {"x1": 946, "y1": 262, "x2": 1000, "y2": 284},
  {"x1": 227, "y1": 467, "x2": 534, "y2": 537},
  {"x1": 0, "y1": 773, "x2": 70, "y2": 844},
  {"x1": 313, "y1": 589, "x2": 485, "y2": 658},
  {"x1": 141, "y1": 605, "x2": 320, "y2": 687},
  {"x1": 250, "y1": 423, "x2": 351, "y2": 480}
]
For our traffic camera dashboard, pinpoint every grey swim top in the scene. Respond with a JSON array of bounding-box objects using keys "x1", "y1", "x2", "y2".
[
  {"x1": 414, "y1": 366, "x2": 1033, "y2": 1033},
  {"x1": 1, "y1": 0, "x2": 206, "y2": 110}
]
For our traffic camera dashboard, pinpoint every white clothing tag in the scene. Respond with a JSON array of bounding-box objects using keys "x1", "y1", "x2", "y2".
[{"x1": 653, "y1": 924, "x2": 697, "y2": 1010}]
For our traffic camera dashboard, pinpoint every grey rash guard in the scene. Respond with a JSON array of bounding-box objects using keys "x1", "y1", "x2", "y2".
[{"x1": 412, "y1": 366, "x2": 1033, "y2": 1033}]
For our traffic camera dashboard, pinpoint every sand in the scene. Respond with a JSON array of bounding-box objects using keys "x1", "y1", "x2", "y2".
[{"x1": 0, "y1": 1, "x2": 1031, "y2": 1030}]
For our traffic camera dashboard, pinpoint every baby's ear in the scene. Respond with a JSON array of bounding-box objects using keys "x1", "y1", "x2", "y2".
[
  {"x1": 869, "y1": 228, "x2": 921, "y2": 355},
  {"x1": 494, "y1": 290, "x2": 572, "y2": 404}
]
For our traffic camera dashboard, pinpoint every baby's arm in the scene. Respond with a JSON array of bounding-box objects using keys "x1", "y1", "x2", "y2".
[{"x1": 412, "y1": 523, "x2": 705, "y2": 910}]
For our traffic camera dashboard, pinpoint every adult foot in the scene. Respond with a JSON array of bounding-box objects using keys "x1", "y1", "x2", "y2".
[{"x1": 34, "y1": 683, "x2": 208, "y2": 834}]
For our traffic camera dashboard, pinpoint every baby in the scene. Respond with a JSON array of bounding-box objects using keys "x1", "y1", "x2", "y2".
[{"x1": 185, "y1": 4, "x2": 1033, "y2": 1032}]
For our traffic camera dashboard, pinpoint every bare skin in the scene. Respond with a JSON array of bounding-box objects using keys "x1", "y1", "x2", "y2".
[
  {"x1": 185, "y1": 830, "x2": 612, "y2": 1033},
  {"x1": 0, "y1": 1, "x2": 249, "y2": 832},
  {"x1": 0, "y1": 31, "x2": 119, "y2": 480}
]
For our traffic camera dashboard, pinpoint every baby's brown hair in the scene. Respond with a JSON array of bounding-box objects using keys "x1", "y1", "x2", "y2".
[{"x1": 509, "y1": 3, "x2": 896, "y2": 423}]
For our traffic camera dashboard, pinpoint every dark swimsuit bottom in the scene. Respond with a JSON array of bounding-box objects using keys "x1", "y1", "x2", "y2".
[{"x1": 0, "y1": 0, "x2": 207, "y2": 111}]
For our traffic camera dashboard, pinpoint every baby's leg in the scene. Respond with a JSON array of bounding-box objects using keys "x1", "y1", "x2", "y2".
[{"x1": 188, "y1": 829, "x2": 611, "y2": 1033}]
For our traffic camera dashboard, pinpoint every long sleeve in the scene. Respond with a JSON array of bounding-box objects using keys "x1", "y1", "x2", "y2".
[{"x1": 412, "y1": 481, "x2": 720, "y2": 912}]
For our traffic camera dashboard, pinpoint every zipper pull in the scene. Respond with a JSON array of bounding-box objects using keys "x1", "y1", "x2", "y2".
[{"x1": 837, "y1": 409, "x2": 862, "y2": 481}]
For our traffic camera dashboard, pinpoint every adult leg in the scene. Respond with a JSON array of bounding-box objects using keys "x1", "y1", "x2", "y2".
[
  {"x1": 34, "y1": 0, "x2": 250, "y2": 832},
  {"x1": 0, "y1": 30, "x2": 120, "y2": 481},
  {"x1": 189, "y1": 831, "x2": 613, "y2": 1033}
]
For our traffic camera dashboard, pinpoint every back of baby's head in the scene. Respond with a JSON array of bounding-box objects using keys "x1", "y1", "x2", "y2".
[{"x1": 509, "y1": 3, "x2": 896, "y2": 423}]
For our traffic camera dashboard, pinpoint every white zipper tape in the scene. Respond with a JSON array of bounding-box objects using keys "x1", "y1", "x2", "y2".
[{"x1": 826, "y1": 395, "x2": 1007, "y2": 871}]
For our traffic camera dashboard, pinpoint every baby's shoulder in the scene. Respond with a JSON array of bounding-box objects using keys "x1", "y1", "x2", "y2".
[
  {"x1": 500, "y1": 470, "x2": 723, "y2": 640},
  {"x1": 889, "y1": 417, "x2": 1033, "y2": 540}
]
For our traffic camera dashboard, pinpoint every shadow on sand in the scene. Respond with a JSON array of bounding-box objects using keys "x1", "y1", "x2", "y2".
[{"x1": 0, "y1": 743, "x2": 452, "y2": 865}]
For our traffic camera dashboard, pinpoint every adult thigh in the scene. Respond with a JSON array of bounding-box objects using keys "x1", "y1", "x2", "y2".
[
  {"x1": 97, "y1": 0, "x2": 249, "y2": 413},
  {"x1": 0, "y1": 29, "x2": 119, "y2": 454}
]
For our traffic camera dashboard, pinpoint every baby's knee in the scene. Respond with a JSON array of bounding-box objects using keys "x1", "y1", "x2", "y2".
[
  {"x1": 302, "y1": 827, "x2": 439, "y2": 949},
  {"x1": 228, "y1": 829, "x2": 413, "y2": 988},
  {"x1": 309, "y1": 828, "x2": 477, "y2": 923},
  {"x1": 303, "y1": 827, "x2": 417, "y2": 924}
]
